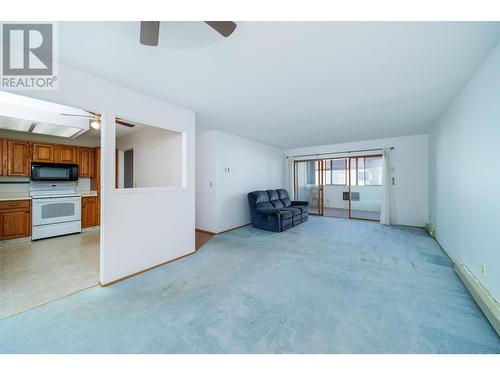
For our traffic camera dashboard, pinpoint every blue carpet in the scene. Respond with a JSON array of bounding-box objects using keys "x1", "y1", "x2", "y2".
[{"x1": 0, "y1": 216, "x2": 498, "y2": 353}]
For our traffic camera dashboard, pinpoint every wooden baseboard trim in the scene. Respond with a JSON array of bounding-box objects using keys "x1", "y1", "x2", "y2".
[
  {"x1": 217, "y1": 223, "x2": 251, "y2": 234},
  {"x1": 99, "y1": 250, "x2": 197, "y2": 287},
  {"x1": 454, "y1": 261, "x2": 500, "y2": 336},
  {"x1": 195, "y1": 228, "x2": 217, "y2": 235}
]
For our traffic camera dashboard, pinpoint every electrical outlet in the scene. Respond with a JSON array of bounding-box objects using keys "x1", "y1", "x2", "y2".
[{"x1": 480, "y1": 264, "x2": 486, "y2": 277}]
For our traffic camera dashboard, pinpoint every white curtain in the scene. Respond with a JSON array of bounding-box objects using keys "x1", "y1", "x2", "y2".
[
  {"x1": 287, "y1": 156, "x2": 295, "y2": 198},
  {"x1": 380, "y1": 149, "x2": 393, "y2": 225}
]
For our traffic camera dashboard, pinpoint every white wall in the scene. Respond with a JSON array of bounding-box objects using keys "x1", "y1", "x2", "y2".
[
  {"x1": 429, "y1": 42, "x2": 500, "y2": 302},
  {"x1": 11, "y1": 64, "x2": 196, "y2": 285},
  {"x1": 116, "y1": 126, "x2": 183, "y2": 188},
  {"x1": 196, "y1": 130, "x2": 285, "y2": 233},
  {"x1": 286, "y1": 134, "x2": 429, "y2": 227}
]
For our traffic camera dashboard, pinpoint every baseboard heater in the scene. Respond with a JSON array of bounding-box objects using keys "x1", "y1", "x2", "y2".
[
  {"x1": 425, "y1": 223, "x2": 436, "y2": 238},
  {"x1": 454, "y1": 261, "x2": 500, "y2": 336}
]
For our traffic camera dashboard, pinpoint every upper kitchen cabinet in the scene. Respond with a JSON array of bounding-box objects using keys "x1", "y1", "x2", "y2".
[
  {"x1": 32, "y1": 142, "x2": 56, "y2": 163},
  {"x1": 78, "y1": 147, "x2": 95, "y2": 177},
  {"x1": 7, "y1": 140, "x2": 30, "y2": 176},
  {"x1": 55, "y1": 144, "x2": 77, "y2": 164}
]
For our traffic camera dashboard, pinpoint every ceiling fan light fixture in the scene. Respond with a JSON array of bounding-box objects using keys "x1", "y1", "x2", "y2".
[{"x1": 90, "y1": 119, "x2": 101, "y2": 130}]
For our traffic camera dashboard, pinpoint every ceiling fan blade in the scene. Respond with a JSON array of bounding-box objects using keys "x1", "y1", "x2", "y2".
[
  {"x1": 140, "y1": 21, "x2": 160, "y2": 46},
  {"x1": 205, "y1": 21, "x2": 237, "y2": 37},
  {"x1": 60, "y1": 113, "x2": 93, "y2": 118},
  {"x1": 116, "y1": 118, "x2": 136, "y2": 128}
]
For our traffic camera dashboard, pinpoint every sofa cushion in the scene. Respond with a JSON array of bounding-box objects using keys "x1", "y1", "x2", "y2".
[
  {"x1": 281, "y1": 207, "x2": 302, "y2": 217},
  {"x1": 266, "y1": 190, "x2": 284, "y2": 209},
  {"x1": 293, "y1": 205, "x2": 309, "y2": 215},
  {"x1": 253, "y1": 190, "x2": 270, "y2": 204},
  {"x1": 279, "y1": 210, "x2": 292, "y2": 220},
  {"x1": 248, "y1": 190, "x2": 273, "y2": 210},
  {"x1": 277, "y1": 189, "x2": 292, "y2": 207}
]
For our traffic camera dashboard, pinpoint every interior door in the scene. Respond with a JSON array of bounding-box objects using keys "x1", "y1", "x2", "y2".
[
  {"x1": 294, "y1": 160, "x2": 322, "y2": 215},
  {"x1": 124, "y1": 149, "x2": 134, "y2": 188}
]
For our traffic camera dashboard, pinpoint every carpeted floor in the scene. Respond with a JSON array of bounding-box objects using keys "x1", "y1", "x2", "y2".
[{"x1": 0, "y1": 216, "x2": 498, "y2": 353}]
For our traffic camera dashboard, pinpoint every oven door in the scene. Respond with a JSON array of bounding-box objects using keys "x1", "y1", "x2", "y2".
[{"x1": 32, "y1": 196, "x2": 82, "y2": 226}]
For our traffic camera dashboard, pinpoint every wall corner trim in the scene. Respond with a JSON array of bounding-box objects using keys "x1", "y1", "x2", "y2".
[{"x1": 454, "y1": 261, "x2": 500, "y2": 336}]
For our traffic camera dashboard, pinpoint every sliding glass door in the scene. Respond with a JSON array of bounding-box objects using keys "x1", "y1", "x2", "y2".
[
  {"x1": 294, "y1": 160, "x2": 321, "y2": 215},
  {"x1": 348, "y1": 156, "x2": 383, "y2": 221},
  {"x1": 295, "y1": 155, "x2": 383, "y2": 221},
  {"x1": 320, "y1": 158, "x2": 349, "y2": 218}
]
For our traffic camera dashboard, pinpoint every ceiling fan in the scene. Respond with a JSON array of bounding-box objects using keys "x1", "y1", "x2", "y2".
[
  {"x1": 140, "y1": 21, "x2": 237, "y2": 46},
  {"x1": 60, "y1": 112, "x2": 136, "y2": 130}
]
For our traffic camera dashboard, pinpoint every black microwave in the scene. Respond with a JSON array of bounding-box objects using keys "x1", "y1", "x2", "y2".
[{"x1": 31, "y1": 163, "x2": 79, "y2": 181}]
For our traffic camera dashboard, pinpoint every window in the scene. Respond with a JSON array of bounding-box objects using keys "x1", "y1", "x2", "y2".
[
  {"x1": 331, "y1": 159, "x2": 347, "y2": 185},
  {"x1": 313, "y1": 156, "x2": 382, "y2": 186},
  {"x1": 315, "y1": 158, "x2": 348, "y2": 186},
  {"x1": 352, "y1": 156, "x2": 382, "y2": 186},
  {"x1": 364, "y1": 157, "x2": 383, "y2": 186}
]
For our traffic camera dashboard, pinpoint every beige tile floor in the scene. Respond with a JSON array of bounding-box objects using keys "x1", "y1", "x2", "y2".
[{"x1": 0, "y1": 230, "x2": 99, "y2": 319}]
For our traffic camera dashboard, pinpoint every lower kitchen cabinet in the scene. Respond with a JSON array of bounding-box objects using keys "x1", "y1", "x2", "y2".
[
  {"x1": 0, "y1": 200, "x2": 31, "y2": 240},
  {"x1": 82, "y1": 196, "x2": 98, "y2": 228}
]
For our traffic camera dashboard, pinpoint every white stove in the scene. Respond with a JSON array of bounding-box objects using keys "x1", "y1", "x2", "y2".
[{"x1": 30, "y1": 182, "x2": 82, "y2": 240}]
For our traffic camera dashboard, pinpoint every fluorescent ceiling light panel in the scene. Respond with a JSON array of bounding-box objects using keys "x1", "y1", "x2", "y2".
[
  {"x1": 0, "y1": 115, "x2": 32, "y2": 132},
  {"x1": 0, "y1": 91, "x2": 89, "y2": 136},
  {"x1": 32, "y1": 123, "x2": 83, "y2": 138}
]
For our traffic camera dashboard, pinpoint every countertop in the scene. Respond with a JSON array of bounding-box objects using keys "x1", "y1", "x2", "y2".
[
  {"x1": 0, "y1": 193, "x2": 31, "y2": 201},
  {"x1": 0, "y1": 191, "x2": 98, "y2": 201},
  {"x1": 79, "y1": 191, "x2": 98, "y2": 197}
]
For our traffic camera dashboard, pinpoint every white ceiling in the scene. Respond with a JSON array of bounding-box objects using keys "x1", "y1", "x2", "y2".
[{"x1": 58, "y1": 22, "x2": 500, "y2": 149}]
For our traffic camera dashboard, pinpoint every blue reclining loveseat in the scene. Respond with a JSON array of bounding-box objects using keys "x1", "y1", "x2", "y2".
[{"x1": 247, "y1": 189, "x2": 309, "y2": 232}]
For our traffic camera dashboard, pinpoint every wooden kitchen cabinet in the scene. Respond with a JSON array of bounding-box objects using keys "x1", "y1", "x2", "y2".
[
  {"x1": 0, "y1": 139, "x2": 5, "y2": 176},
  {"x1": 32, "y1": 142, "x2": 56, "y2": 163},
  {"x1": 82, "y1": 196, "x2": 98, "y2": 228},
  {"x1": 55, "y1": 144, "x2": 77, "y2": 164},
  {"x1": 7, "y1": 140, "x2": 30, "y2": 176},
  {"x1": 0, "y1": 200, "x2": 31, "y2": 240},
  {"x1": 78, "y1": 147, "x2": 95, "y2": 177}
]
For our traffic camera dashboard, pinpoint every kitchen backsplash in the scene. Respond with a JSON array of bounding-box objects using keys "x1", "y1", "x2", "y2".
[{"x1": 0, "y1": 177, "x2": 92, "y2": 194}]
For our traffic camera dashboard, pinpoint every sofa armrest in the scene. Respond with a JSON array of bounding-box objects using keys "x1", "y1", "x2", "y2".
[
  {"x1": 291, "y1": 201, "x2": 310, "y2": 207},
  {"x1": 256, "y1": 208, "x2": 280, "y2": 216}
]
